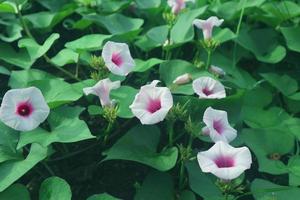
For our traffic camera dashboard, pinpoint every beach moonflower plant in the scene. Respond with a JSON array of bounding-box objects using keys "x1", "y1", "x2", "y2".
[
  {"x1": 83, "y1": 78, "x2": 121, "y2": 107},
  {"x1": 192, "y1": 76, "x2": 226, "y2": 99},
  {"x1": 193, "y1": 16, "x2": 224, "y2": 40},
  {"x1": 167, "y1": 0, "x2": 195, "y2": 14},
  {"x1": 203, "y1": 107, "x2": 237, "y2": 143},
  {"x1": 130, "y1": 80, "x2": 173, "y2": 125},
  {"x1": 102, "y1": 41, "x2": 135, "y2": 76},
  {"x1": 197, "y1": 141, "x2": 252, "y2": 180},
  {"x1": 173, "y1": 73, "x2": 192, "y2": 85},
  {"x1": 0, "y1": 87, "x2": 50, "y2": 132}
]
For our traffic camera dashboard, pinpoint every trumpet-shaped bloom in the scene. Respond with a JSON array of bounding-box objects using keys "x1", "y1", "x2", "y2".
[
  {"x1": 192, "y1": 76, "x2": 226, "y2": 99},
  {"x1": 209, "y1": 65, "x2": 226, "y2": 76},
  {"x1": 197, "y1": 141, "x2": 252, "y2": 180},
  {"x1": 203, "y1": 107, "x2": 237, "y2": 143},
  {"x1": 173, "y1": 73, "x2": 192, "y2": 85},
  {"x1": 167, "y1": 0, "x2": 195, "y2": 14},
  {"x1": 102, "y1": 41, "x2": 135, "y2": 76},
  {"x1": 83, "y1": 78, "x2": 120, "y2": 107},
  {"x1": 0, "y1": 87, "x2": 50, "y2": 131},
  {"x1": 130, "y1": 80, "x2": 173, "y2": 125},
  {"x1": 193, "y1": 16, "x2": 224, "y2": 40}
]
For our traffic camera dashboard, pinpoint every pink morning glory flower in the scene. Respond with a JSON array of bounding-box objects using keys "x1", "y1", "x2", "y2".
[
  {"x1": 83, "y1": 78, "x2": 121, "y2": 107},
  {"x1": 167, "y1": 0, "x2": 195, "y2": 14},
  {"x1": 203, "y1": 107, "x2": 237, "y2": 143},
  {"x1": 130, "y1": 80, "x2": 173, "y2": 125},
  {"x1": 192, "y1": 76, "x2": 226, "y2": 99},
  {"x1": 172, "y1": 73, "x2": 192, "y2": 85},
  {"x1": 0, "y1": 87, "x2": 50, "y2": 131},
  {"x1": 193, "y1": 16, "x2": 224, "y2": 40},
  {"x1": 197, "y1": 141, "x2": 252, "y2": 180},
  {"x1": 102, "y1": 41, "x2": 135, "y2": 76}
]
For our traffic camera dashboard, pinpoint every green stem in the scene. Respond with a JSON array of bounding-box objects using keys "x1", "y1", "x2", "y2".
[
  {"x1": 205, "y1": 49, "x2": 212, "y2": 70},
  {"x1": 178, "y1": 160, "x2": 185, "y2": 190},
  {"x1": 167, "y1": 120, "x2": 175, "y2": 146},
  {"x1": 232, "y1": 0, "x2": 247, "y2": 68},
  {"x1": 41, "y1": 162, "x2": 55, "y2": 176}
]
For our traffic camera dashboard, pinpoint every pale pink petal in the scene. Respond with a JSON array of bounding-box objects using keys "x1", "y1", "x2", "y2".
[
  {"x1": 172, "y1": 73, "x2": 192, "y2": 85},
  {"x1": 102, "y1": 41, "x2": 135, "y2": 76},
  {"x1": 193, "y1": 16, "x2": 224, "y2": 40},
  {"x1": 209, "y1": 65, "x2": 226, "y2": 76},
  {"x1": 197, "y1": 141, "x2": 252, "y2": 180},
  {"x1": 0, "y1": 87, "x2": 50, "y2": 131},
  {"x1": 192, "y1": 77, "x2": 226, "y2": 99},
  {"x1": 130, "y1": 80, "x2": 173, "y2": 124},
  {"x1": 83, "y1": 78, "x2": 120, "y2": 107},
  {"x1": 203, "y1": 107, "x2": 237, "y2": 143}
]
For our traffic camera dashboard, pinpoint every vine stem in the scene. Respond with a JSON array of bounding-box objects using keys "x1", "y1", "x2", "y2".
[
  {"x1": 167, "y1": 120, "x2": 175, "y2": 146},
  {"x1": 232, "y1": 0, "x2": 247, "y2": 68},
  {"x1": 14, "y1": 0, "x2": 81, "y2": 81},
  {"x1": 205, "y1": 49, "x2": 212, "y2": 70}
]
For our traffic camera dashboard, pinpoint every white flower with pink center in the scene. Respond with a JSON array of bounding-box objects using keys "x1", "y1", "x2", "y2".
[
  {"x1": 167, "y1": 0, "x2": 195, "y2": 14},
  {"x1": 197, "y1": 141, "x2": 252, "y2": 180},
  {"x1": 192, "y1": 76, "x2": 226, "y2": 99},
  {"x1": 203, "y1": 107, "x2": 237, "y2": 143},
  {"x1": 0, "y1": 87, "x2": 50, "y2": 131},
  {"x1": 83, "y1": 78, "x2": 120, "y2": 107},
  {"x1": 102, "y1": 41, "x2": 135, "y2": 76},
  {"x1": 193, "y1": 16, "x2": 224, "y2": 40},
  {"x1": 130, "y1": 80, "x2": 173, "y2": 125},
  {"x1": 172, "y1": 73, "x2": 192, "y2": 85}
]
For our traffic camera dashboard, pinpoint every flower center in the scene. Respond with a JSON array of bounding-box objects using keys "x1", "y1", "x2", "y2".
[
  {"x1": 202, "y1": 87, "x2": 213, "y2": 96},
  {"x1": 111, "y1": 52, "x2": 123, "y2": 67},
  {"x1": 214, "y1": 156, "x2": 235, "y2": 168},
  {"x1": 16, "y1": 102, "x2": 33, "y2": 117},
  {"x1": 213, "y1": 120, "x2": 224, "y2": 134},
  {"x1": 147, "y1": 99, "x2": 161, "y2": 113}
]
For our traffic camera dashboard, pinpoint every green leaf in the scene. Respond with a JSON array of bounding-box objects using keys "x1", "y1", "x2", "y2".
[
  {"x1": 87, "y1": 193, "x2": 120, "y2": 200},
  {"x1": 213, "y1": 28, "x2": 236, "y2": 44},
  {"x1": 0, "y1": 122, "x2": 23, "y2": 163},
  {"x1": 288, "y1": 156, "x2": 300, "y2": 186},
  {"x1": 243, "y1": 86, "x2": 272, "y2": 108},
  {"x1": 134, "y1": 171, "x2": 174, "y2": 200},
  {"x1": 17, "y1": 106, "x2": 95, "y2": 149},
  {"x1": 39, "y1": 177, "x2": 72, "y2": 200},
  {"x1": 159, "y1": 59, "x2": 209, "y2": 95},
  {"x1": 133, "y1": 58, "x2": 163, "y2": 72},
  {"x1": 281, "y1": 26, "x2": 300, "y2": 53},
  {"x1": 88, "y1": 105, "x2": 103, "y2": 116},
  {"x1": 110, "y1": 86, "x2": 138, "y2": 118},
  {"x1": 0, "y1": 41, "x2": 34, "y2": 69},
  {"x1": 8, "y1": 69, "x2": 55, "y2": 88},
  {"x1": 24, "y1": 6, "x2": 75, "y2": 30},
  {"x1": 0, "y1": 19, "x2": 22, "y2": 42},
  {"x1": 251, "y1": 179, "x2": 300, "y2": 200},
  {"x1": 241, "y1": 128, "x2": 294, "y2": 175},
  {"x1": 260, "y1": 73, "x2": 298, "y2": 96},
  {"x1": 135, "y1": 0, "x2": 161, "y2": 9},
  {"x1": 0, "y1": 143, "x2": 48, "y2": 192},
  {"x1": 65, "y1": 34, "x2": 111, "y2": 51},
  {"x1": 0, "y1": 1, "x2": 17, "y2": 13},
  {"x1": 186, "y1": 161, "x2": 223, "y2": 199},
  {"x1": 237, "y1": 28, "x2": 286, "y2": 63},
  {"x1": 170, "y1": 6, "x2": 207, "y2": 45},
  {"x1": 0, "y1": 184, "x2": 30, "y2": 200},
  {"x1": 18, "y1": 33, "x2": 60, "y2": 60},
  {"x1": 103, "y1": 125, "x2": 178, "y2": 171},
  {"x1": 135, "y1": 25, "x2": 169, "y2": 51},
  {"x1": 0, "y1": 66, "x2": 10, "y2": 75},
  {"x1": 179, "y1": 190, "x2": 196, "y2": 200},
  {"x1": 50, "y1": 48, "x2": 79, "y2": 66},
  {"x1": 84, "y1": 13, "x2": 144, "y2": 35},
  {"x1": 29, "y1": 78, "x2": 84, "y2": 108}
]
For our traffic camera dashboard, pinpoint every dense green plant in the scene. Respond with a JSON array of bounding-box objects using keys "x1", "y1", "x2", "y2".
[{"x1": 1, "y1": 0, "x2": 300, "y2": 199}]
